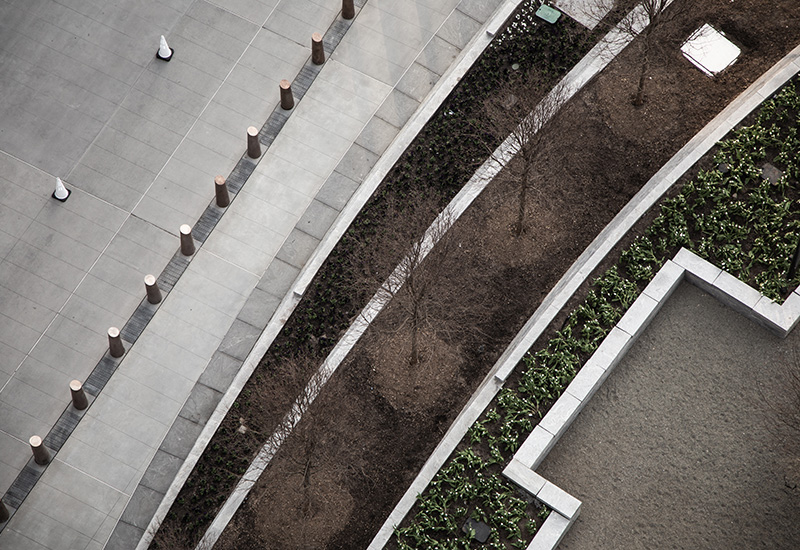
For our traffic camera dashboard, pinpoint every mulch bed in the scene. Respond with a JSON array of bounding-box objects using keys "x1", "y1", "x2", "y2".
[{"x1": 155, "y1": 0, "x2": 800, "y2": 548}]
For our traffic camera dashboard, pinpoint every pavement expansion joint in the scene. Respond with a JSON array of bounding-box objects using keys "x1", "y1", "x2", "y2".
[{"x1": 0, "y1": 5, "x2": 365, "y2": 536}]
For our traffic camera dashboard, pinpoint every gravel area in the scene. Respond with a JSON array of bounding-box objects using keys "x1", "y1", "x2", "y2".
[{"x1": 537, "y1": 282, "x2": 800, "y2": 549}]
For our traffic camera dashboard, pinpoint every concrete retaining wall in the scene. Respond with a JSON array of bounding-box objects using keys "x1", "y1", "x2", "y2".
[{"x1": 504, "y1": 248, "x2": 800, "y2": 549}]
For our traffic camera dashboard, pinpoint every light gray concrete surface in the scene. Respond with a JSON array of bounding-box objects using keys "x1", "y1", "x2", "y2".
[
  {"x1": 1, "y1": 0, "x2": 353, "y2": 547},
  {"x1": 0, "y1": 0, "x2": 513, "y2": 548}
]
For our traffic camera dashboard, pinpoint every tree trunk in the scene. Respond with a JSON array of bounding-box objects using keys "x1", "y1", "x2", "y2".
[
  {"x1": 516, "y1": 161, "x2": 531, "y2": 237},
  {"x1": 516, "y1": 180, "x2": 527, "y2": 237},
  {"x1": 409, "y1": 301, "x2": 419, "y2": 367},
  {"x1": 634, "y1": 31, "x2": 652, "y2": 107}
]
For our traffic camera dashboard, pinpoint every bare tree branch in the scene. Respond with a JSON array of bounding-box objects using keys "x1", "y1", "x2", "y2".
[
  {"x1": 351, "y1": 187, "x2": 488, "y2": 369},
  {"x1": 474, "y1": 74, "x2": 570, "y2": 236},
  {"x1": 589, "y1": 0, "x2": 682, "y2": 105}
]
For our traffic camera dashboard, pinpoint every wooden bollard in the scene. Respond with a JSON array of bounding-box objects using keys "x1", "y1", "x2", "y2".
[
  {"x1": 311, "y1": 33, "x2": 325, "y2": 65},
  {"x1": 180, "y1": 224, "x2": 195, "y2": 256},
  {"x1": 29, "y1": 436, "x2": 51, "y2": 465},
  {"x1": 0, "y1": 499, "x2": 9, "y2": 523},
  {"x1": 145, "y1": 274, "x2": 162, "y2": 304},
  {"x1": 215, "y1": 175, "x2": 230, "y2": 208},
  {"x1": 108, "y1": 327, "x2": 125, "y2": 358},
  {"x1": 70, "y1": 380, "x2": 88, "y2": 410},
  {"x1": 247, "y1": 126, "x2": 261, "y2": 159},
  {"x1": 280, "y1": 79, "x2": 294, "y2": 110},
  {"x1": 342, "y1": 0, "x2": 355, "y2": 19}
]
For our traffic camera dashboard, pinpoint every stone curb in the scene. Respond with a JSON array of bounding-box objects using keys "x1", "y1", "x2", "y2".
[
  {"x1": 132, "y1": 0, "x2": 516, "y2": 548},
  {"x1": 369, "y1": 39, "x2": 800, "y2": 550},
  {"x1": 504, "y1": 248, "x2": 800, "y2": 549}
]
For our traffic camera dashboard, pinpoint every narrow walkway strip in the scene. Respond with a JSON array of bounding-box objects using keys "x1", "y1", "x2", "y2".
[
  {"x1": 191, "y1": 1, "x2": 674, "y2": 547},
  {"x1": 368, "y1": 38, "x2": 800, "y2": 550}
]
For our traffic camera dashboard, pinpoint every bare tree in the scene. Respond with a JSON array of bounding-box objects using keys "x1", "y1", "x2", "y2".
[
  {"x1": 240, "y1": 354, "x2": 332, "y2": 499},
  {"x1": 478, "y1": 74, "x2": 569, "y2": 236},
  {"x1": 223, "y1": 359, "x2": 359, "y2": 550},
  {"x1": 353, "y1": 188, "x2": 486, "y2": 368},
  {"x1": 627, "y1": 0, "x2": 673, "y2": 106},
  {"x1": 357, "y1": 191, "x2": 454, "y2": 366},
  {"x1": 591, "y1": 0, "x2": 682, "y2": 106},
  {"x1": 210, "y1": 357, "x2": 345, "y2": 549},
  {"x1": 149, "y1": 519, "x2": 215, "y2": 550},
  {"x1": 151, "y1": 353, "x2": 330, "y2": 550}
]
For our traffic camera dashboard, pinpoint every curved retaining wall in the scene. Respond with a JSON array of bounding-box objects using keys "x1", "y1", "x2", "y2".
[{"x1": 505, "y1": 248, "x2": 800, "y2": 549}]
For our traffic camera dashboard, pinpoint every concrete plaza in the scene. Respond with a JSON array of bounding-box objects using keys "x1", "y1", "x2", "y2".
[{"x1": 0, "y1": 0, "x2": 507, "y2": 548}]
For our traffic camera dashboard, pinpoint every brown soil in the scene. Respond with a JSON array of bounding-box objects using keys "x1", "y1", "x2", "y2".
[
  {"x1": 212, "y1": 1, "x2": 800, "y2": 548},
  {"x1": 370, "y1": 329, "x2": 464, "y2": 413}
]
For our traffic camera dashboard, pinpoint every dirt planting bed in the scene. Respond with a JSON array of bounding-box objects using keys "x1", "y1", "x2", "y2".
[{"x1": 154, "y1": 1, "x2": 800, "y2": 548}]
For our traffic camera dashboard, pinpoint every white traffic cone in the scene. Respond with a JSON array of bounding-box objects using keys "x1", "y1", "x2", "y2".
[
  {"x1": 156, "y1": 35, "x2": 173, "y2": 61},
  {"x1": 52, "y1": 177, "x2": 70, "y2": 202}
]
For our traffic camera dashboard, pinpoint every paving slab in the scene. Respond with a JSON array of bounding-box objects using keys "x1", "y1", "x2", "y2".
[
  {"x1": 139, "y1": 450, "x2": 184, "y2": 494},
  {"x1": 197, "y1": 351, "x2": 244, "y2": 394},
  {"x1": 0, "y1": 0, "x2": 511, "y2": 546},
  {"x1": 530, "y1": 512, "x2": 572, "y2": 550}
]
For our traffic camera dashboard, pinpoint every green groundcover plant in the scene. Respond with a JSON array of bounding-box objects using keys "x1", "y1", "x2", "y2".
[
  {"x1": 157, "y1": 1, "x2": 599, "y2": 544},
  {"x1": 394, "y1": 77, "x2": 800, "y2": 550}
]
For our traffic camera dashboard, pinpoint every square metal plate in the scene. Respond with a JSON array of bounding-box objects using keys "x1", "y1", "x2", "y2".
[{"x1": 681, "y1": 24, "x2": 741, "y2": 76}]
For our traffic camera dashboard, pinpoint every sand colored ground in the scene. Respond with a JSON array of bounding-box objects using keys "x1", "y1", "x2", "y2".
[{"x1": 538, "y1": 283, "x2": 800, "y2": 549}]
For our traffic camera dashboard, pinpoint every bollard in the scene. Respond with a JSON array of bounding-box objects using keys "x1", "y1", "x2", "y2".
[
  {"x1": 180, "y1": 224, "x2": 195, "y2": 256},
  {"x1": 156, "y1": 35, "x2": 173, "y2": 61},
  {"x1": 70, "y1": 380, "x2": 88, "y2": 410},
  {"x1": 108, "y1": 327, "x2": 125, "y2": 358},
  {"x1": 280, "y1": 79, "x2": 294, "y2": 110},
  {"x1": 311, "y1": 33, "x2": 325, "y2": 65},
  {"x1": 29, "y1": 436, "x2": 51, "y2": 465},
  {"x1": 53, "y1": 177, "x2": 70, "y2": 202},
  {"x1": 246, "y1": 126, "x2": 261, "y2": 159},
  {"x1": 144, "y1": 274, "x2": 162, "y2": 304},
  {"x1": 342, "y1": 0, "x2": 355, "y2": 19},
  {"x1": 215, "y1": 175, "x2": 230, "y2": 208},
  {"x1": 0, "y1": 499, "x2": 9, "y2": 523}
]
